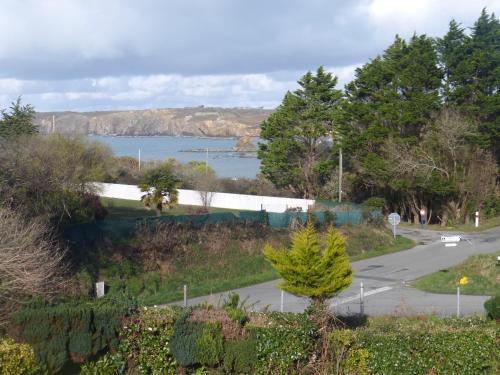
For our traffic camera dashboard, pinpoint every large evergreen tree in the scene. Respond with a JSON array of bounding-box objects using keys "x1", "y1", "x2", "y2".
[
  {"x1": 439, "y1": 9, "x2": 500, "y2": 161},
  {"x1": 258, "y1": 67, "x2": 343, "y2": 198}
]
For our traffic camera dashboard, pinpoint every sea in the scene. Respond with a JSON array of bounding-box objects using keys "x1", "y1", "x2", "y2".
[{"x1": 93, "y1": 135, "x2": 260, "y2": 178}]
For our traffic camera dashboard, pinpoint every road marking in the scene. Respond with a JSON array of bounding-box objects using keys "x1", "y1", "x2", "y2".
[{"x1": 330, "y1": 286, "x2": 393, "y2": 307}]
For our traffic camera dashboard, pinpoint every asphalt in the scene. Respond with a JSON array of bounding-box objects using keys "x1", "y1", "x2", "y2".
[{"x1": 172, "y1": 225, "x2": 500, "y2": 317}]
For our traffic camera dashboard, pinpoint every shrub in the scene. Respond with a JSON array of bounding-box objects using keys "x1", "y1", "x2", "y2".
[
  {"x1": 0, "y1": 337, "x2": 40, "y2": 375},
  {"x1": 482, "y1": 193, "x2": 500, "y2": 218},
  {"x1": 359, "y1": 331, "x2": 496, "y2": 374},
  {"x1": 80, "y1": 352, "x2": 125, "y2": 375},
  {"x1": 8, "y1": 295, "x2": 136, "y2": 373},
  {"x1": 118, "y1": 306, "x2": 178, "y2": 374},
  {"x1": 484, "y1": 295, "x2": 500, "y2": 320},
  {"x1": 170, "y1": 311, "x2": 224, "y2": 368},
  {"x1": 223, "y1": 338, "x2": 258, "y2": 374},
  {"x1": 170, "y1": 312, "x2": 204, "y2": 367},
  {"x1": 250, "y1": 312, "x2": 317, "y2": 374}
]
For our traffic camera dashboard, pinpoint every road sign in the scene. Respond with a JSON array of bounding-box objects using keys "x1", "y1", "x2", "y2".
[
  {"x1": 388, "y1": 213, "x2": 400, "y2": 238},
  {"x1": 388, "y1": 213, "x2": 400, "y2": 226},
  {"x1": 441, "y1": 235, "x2": 461, "y2": 247}
]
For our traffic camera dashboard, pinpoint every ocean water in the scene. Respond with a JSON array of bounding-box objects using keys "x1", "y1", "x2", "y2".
[{"x1": 93, "y1": 135, "x2": 260, "y2": 178}]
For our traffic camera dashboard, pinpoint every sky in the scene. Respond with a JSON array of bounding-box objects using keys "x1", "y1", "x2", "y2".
[{"x1": 0, "y1": 0, "x2": 499, "y2": 112}]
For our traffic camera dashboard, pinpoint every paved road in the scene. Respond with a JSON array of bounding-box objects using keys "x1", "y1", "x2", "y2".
[{"x1": 176, "y1": 226, "x2": 500, "y2": 317}]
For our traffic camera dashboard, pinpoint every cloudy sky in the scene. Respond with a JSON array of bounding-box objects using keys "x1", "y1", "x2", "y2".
[{"x1": 0, "y1": 0, "x2": 499, "y2": 112}]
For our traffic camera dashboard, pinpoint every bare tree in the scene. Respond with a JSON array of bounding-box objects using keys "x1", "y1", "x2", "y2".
[{"x1": 0, "y1": 208, "x2": 67, "y2": 326}]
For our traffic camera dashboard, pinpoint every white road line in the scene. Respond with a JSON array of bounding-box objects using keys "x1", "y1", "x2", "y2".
[{"x1": 330, "y1": 286, "x2": 393, "y2": 307}]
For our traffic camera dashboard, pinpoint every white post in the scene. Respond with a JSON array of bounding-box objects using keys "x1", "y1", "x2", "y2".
[
  {"x1": 393, "y1": 224, "x2": 396, "y2": 239},
  {"x1": 183, "y1": 285, "x2": 187, "y2": 307},
  {"x1": 475, "y1": 211, "x2": 479, "y2": 228},
  {"x1": 360, "y1": 281, "x2": 364, "y2": 315},
  {"x1": 338, "y1": 147, "x2": 342, "y2": 203},
  {"x1": 138, "y1": 148, "x2": 141, "y2": 171},
  {"x1": 456, "y1": 286, "x2": 460, "y2": 318},
  {"x1": 280, "y1": 290, "x2": 284, "y2": 312}
]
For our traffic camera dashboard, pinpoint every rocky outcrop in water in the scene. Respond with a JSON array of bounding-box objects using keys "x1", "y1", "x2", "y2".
[{"x1": 35, "y1": 107, "x2": 272, "y2": 137}]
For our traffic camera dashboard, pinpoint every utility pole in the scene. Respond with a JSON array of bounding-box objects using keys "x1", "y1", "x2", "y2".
[
  {"x1": 138, "y1": 148, "x2": 141, "y2": 171},
  {"x1": 338, "y1": 147, "x2": 342, "y2": 202},
  {"x1": 205, "y1": 148, "x2": 209, "y2": 175}
]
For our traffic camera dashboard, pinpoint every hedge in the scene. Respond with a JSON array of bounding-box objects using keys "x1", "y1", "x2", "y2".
[{"x1": 8, "y1": 295, "x2": 136, "y2": 373}]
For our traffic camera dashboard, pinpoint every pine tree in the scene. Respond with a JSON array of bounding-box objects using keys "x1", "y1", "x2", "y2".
[
  {"x1": 263, "y1": 223, "x2": 352, "y2": 305},
  {"x1": 258, "y1": 66, "x2": 343, "y2": 198},
  {"x1": 0, "y1": 97, "x2": 37, "y2": 139}
]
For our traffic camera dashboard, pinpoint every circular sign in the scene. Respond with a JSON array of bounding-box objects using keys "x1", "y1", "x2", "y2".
[{"x1": 388, "y1": 212, "x2": 401, "y2": 226}]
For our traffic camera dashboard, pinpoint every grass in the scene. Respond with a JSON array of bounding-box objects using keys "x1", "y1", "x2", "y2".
[
  {"x1": 412, "y1": 251, "x2": 500, "y2": 295},
  {"x1": 95, "y1": 224, "x2": 415, "y2": 306},
  {"x1": 400, "y1": 215, "x2": 500, "y2": 232},
  {"x1": 101, "y1": 197, "x2": 245, "y2": 218}
]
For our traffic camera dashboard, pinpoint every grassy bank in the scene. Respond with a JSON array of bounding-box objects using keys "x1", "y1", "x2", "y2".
[
  {"x1": 88, "y1": 224, "x2": 414, "y2": 306},
  {"x1": 413, "y1": 251, "x2": 500, "y2": 295}
]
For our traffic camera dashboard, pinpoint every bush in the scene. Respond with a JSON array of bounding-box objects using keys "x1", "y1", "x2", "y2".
[
  {"x1": 484, "y1": 295, "x2": 500, "y2": 320},
  {"x1": 482, "y1": 193, "x2": 500, "y2": 218},
  {"x1": 80, "y1": 352, "x2": 125, "y2": 375},
  {"x1": 0, "y1": 337, "x2": 40, "y2": 375},
  {"x1": 223, "y1": 339, "x2": 258, "y2": 374},
  {"x1": 250, "y1": 312, "x2": 317, "y2": 374},
  {"x1": 170, "y1": 311, "x2": 224, "y2": 368},
  {"x1": 353, "y1": 317, "x2": 499, "y2": 375},
  {"x1": 118, "y1": 306, "x2": 178, "y2": 374},
  {"x1": 8, "y1": 295, "x2": 136, "y2": 373}
]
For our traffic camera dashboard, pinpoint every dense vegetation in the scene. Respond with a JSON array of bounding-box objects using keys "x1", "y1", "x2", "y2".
[
  {"x1": 64, "y1": 303, "x2": 500, "y2": 374},
  {"x1": 259, "y1": 9, "x2": 499, "y2": 225}
]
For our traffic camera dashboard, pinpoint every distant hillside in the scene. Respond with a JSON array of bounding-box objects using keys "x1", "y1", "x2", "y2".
[{"x1": 35, "y1": 107, "x2": 272, "y2": 137}]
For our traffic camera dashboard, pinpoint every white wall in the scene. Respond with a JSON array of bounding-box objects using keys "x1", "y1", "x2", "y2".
[{"x1": 96, "y1": 183, "x2": 314, "y2": 213}]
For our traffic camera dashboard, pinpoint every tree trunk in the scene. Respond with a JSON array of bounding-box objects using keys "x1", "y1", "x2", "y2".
[{"x1": 155, "y1": 203, "x2": 162, "y2": 217}]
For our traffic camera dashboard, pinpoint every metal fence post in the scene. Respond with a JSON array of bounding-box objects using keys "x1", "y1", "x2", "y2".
[
  {"x1": 360, "y1": 281, "x2": 364, "y2": 315},
  {"x1": 456, "y1": 286, "x2": 460, "y2": 318},
  {"x1": 183, "y1": 285, "x2": 187, "y2": 307}
]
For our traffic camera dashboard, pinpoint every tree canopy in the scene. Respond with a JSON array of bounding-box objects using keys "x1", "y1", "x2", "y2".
[
  {"x1": 258, "y1": 66, "x2": 343, "y2": 199},
  {"x1": 0, "y1": 97, "x2": 38, "y2": 139},
  {"x1": 138, "y1": 162, "x2": 180, "y2": 216},
  {"x1": 259, "y1": 8, "x2": 499, "y2": 226}
]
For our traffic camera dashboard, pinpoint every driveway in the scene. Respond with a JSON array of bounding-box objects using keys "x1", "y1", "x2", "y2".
[{"x1": 174, "y1": 226, "x2": 500, "y2": 317}]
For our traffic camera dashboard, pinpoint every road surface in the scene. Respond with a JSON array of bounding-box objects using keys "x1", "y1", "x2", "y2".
[{"x1": 173, "y1": 226, "x2": 500, "y2": 317}]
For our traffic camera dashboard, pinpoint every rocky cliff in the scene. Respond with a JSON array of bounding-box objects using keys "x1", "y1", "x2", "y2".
[{"x1": 35, "y1": 107, "x2": 272, "y2": 137}]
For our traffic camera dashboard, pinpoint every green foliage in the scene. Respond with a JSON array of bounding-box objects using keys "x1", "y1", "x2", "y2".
[
  {"x1": 361, "y1": 197, "x2": 385, "y2": 209},
  {"x1": 264, "y1": 223, "x2": 352, "y2": 303},
  {"x1": 359, "y1": 330, "x2": 497, "y2": 374},
  {"x1": 0, "y1": 97, "x2": 37, "y2": 139},
  {"x1": 196, "y1": 322, "x2": 224, "y2": 366},
  {"x1": 223, "y1": 338, "x2": 258, "y2": 374},
  {"x1": 8, "y1": 296, "x2": 136, "y2": 373},
  {"x1": 222, "y1": 293, "x2": 249, "y2": 326},
  {"x1": 80, "y1": 352, "x2": 125, "y2": 375},
  {"x1": 170, "y1": 312, "x2": 224, "y2": 368},
  {"x1": 258, "y1": 66, "x2": 343, "y2": 198},
  {"x1": 118, "y1": 306, "x2": 177, "y2": 374},
  {"x1": 139, "y1": 162, "x2": 180, "y2": 215},
  {"x1": 251, "y1": 312, "x2": 317, "y2": 374},
  {"x1": 0, "y1": 134, "x2": 112, "y2": 224},
  {"x1": 0, "y1": 337, "x2": 41, "y2": 375},
  {"x1": 484, "y1": 295, "x2": 500, "y2": 321},
  {"x1": 482, "y1": 193, "x2": 500, "y2": 218}
]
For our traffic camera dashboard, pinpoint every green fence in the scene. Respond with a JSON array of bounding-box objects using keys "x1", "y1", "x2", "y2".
[{"x1": 63, "y1": 205, "x2": 381, "y2": 247}]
